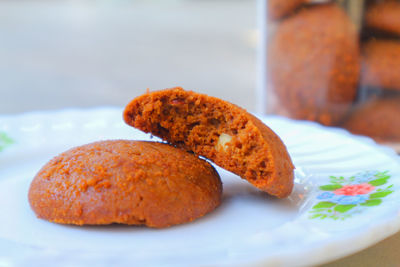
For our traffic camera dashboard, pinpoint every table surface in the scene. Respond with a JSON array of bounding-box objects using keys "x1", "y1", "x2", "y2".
[{"x1": 1, "y1": 1, "x2": 399, "y2": 266}]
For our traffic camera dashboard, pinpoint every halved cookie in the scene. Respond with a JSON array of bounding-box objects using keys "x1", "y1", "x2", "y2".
[{"x1": 124, "y1": 87, "x2": 294, "y2": 198}]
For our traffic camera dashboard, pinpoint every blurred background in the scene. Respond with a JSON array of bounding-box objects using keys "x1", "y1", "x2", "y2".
[{"x1": 0, "y1": 0, "x2": 257, "y2": 114}]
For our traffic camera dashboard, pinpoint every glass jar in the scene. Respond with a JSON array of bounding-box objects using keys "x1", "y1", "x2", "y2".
[{"x1": 259, "y1": 0, "x2": 400, "y2": 152}]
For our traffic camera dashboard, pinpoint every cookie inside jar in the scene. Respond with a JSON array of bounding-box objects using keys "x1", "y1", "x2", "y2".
[{"x1": 262, "y1": 0, "x2": 400, "y2": 151}]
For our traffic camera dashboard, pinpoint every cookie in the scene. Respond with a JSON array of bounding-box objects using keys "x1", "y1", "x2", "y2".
[
  {"x1": 28, "y1": 140, "x2": 222, "y2": 228},
  {"x1": 123, "y1": 87, "x2": 294, "y2": 198},
  {"x1": 268, "y1": 0, "x2": 308, "y2": 20},
  {"x1": 267, "y1": 3, "x2": 359, "y2": 126},
  {"x1": 365, "y1": 1, "x2": 400, "y2": 36},
  {"x1": 342, "y1": 97, "x2": 400, "y2": 142},
  {"x1": 361, "y1": 39, "x2": 400, "y2": 91}
]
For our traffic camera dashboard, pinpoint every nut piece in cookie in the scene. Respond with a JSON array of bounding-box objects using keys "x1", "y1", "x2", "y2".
[
  {"x1": 28, "y1": 140, "x2": 222, "y2": 228},
  {"x1": 267, "y1": 3, "x2": 359, "y2": 126},
  {"x1": 124, "y1": 87, "x2": 294, "y2": 198}
]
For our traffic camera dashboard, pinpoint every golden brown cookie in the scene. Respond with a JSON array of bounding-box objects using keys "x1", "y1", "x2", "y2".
[
  {"x1": 267, "y1": 3, "x2": 360, "y2": 126},
  {"x1": 28, "y1": 140, "x2": 222, "y2": 228},
  {"x1": 342, "y1": 97, "x2": 400, "y2": 142},
  {"x1": 361, "y1": 39, "x2": 400, "y2": 91},
  {"x1": 268, "y1": 0, "x2": 308, "y2": 20},
  {"x1": 123, "y1": 87, "x2": 294, "y2": 198},
  {"x1": 365, "y1": 1, "x2": 400, "y2": 36}
]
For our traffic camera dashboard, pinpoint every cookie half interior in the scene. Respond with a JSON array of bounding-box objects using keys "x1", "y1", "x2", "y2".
[{"x1": 124, "y1": 87, "x2": 294, "y2": 198}]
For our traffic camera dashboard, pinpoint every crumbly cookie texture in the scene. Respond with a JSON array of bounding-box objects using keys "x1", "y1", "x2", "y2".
[
  {"x1": 28, "y1": 140, "x2": 222, "y2": 228},
  {"x1": 124, "y1": 87, "x2": 294, "y2": 198}
]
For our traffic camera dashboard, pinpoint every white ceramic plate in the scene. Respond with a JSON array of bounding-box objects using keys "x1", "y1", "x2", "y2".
[{"x1": 0, "y1": 108, "x2": 399, "y2": 267}]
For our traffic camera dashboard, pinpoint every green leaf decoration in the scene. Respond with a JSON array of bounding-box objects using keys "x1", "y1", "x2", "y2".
[
  {"x1": 369, "y1": 191, "x2": 393, "y2": 199},
  {"x1": 334, "y1": 204, "x2": 356, "y2": 213},
  {"x1": 368, "y1": 178, "x2": 389, "y2": 186},
  {"x1": 310, "y1": 214, "x2": 322, "y2": 219},
  {"x1": 309, "y1": 171, "x2": 393, "y2": 221},
  {"x1": 375, "y1": 171, "x2": 389, "y2": 178},
  {"x1": 329, "y1": 176, "x2": 347, "y2": 185},
  {"x1": 361, "y1": 199, "x2": 382, "y2": 206},
  {"x1": 312, "y1": 201, "x2": 336, "y2": 209},
  {"x1": 309, "y1": 209, "x2": 320, "y2": 213},
  {"x1": 0, "y1": 132, "x2": 14, "y2": 152},
  {"x1": 319, "y1": 184, "x2": 342, "y2": 191}
]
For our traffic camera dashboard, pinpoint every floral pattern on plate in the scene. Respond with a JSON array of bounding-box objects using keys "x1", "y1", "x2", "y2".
[
  {"x1": 0, "y1": 132, "x2": 13, "y2": 152},
  {"x1": 309, "y1": 171, "x2": 393, "y2": 220}
]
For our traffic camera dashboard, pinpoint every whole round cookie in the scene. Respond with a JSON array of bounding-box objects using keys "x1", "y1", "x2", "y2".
[
  {"x1": 361, "y1": 39, "x2": 400, "y2": 91},
  {"x1": 267, "y1": 3, "x2": 359, "y2": 126},
  {"x1": 123, "y1": 87, "x2": 294, "y2": 198},
  {"x1": 28, "y1": 140, "x2": 222, "y2": 228},
  {"x1": 365, "y1": 1, "x2": 400, "y2": 36},
  {"x1": 342, "y1": 97, "x2": 400, "y2": 142}
]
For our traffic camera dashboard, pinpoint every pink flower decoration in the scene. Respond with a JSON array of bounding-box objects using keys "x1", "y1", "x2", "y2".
[{"x1": 334, "y1": 183, "x2": 375, "y2": 196}]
